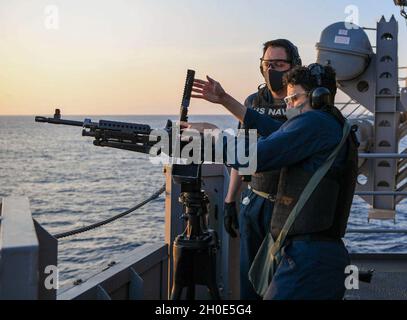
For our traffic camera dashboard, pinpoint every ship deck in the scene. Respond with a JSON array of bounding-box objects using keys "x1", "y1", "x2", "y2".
[
  {"x1": 346, "y1": 253, "x2": 407, "y2": 300},
  {"x1": 2, "y1": 165, "x2": 407, "y2": 300}
]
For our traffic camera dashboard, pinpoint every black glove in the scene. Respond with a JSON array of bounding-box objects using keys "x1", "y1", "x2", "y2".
[{"x1": 224, "y1": 202, "x2": 239, "y2": 238}]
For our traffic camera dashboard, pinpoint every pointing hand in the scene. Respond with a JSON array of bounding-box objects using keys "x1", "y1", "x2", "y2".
[{"x1": 191, "y1": 76, "x2": 227, "y2": 104}]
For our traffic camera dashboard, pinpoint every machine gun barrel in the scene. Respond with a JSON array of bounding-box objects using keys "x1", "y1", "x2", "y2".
[
  {"x1": 35, "y1": 116, "x2": 84, "y2": 127},
  {"x1": 35, "y1": 114, "x2": 152, "y2": 134},
  {"x1": 35, "y1": 109, "x2": 163, "y2": 155}
]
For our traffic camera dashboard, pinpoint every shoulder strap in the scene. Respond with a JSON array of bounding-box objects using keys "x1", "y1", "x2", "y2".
[{"x1": 255, "y1": 85, "x2": 274, "y2": 105}]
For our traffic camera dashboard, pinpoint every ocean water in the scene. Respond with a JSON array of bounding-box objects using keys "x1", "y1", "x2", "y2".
[{"x1": 1, "y1": 115, "x2": 407, "y2": 289}]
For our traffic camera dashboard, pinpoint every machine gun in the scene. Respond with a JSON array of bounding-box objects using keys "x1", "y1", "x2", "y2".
[
  {"x1": 35, "y1": 69, "x2": 222, "y2": 300},
  {"x1": 35, "y1": 69, "x2": 197, "y2": 156},
  {"x1": 35, "y1": 109, "x2": 169, "y2": 155}
]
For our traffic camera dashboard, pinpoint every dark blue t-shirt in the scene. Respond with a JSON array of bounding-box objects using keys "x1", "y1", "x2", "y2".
[{"x1": 238, "y1": 87, "x2": 286, "y2": 132}]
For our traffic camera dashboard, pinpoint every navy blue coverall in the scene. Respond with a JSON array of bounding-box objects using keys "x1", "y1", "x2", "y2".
[{"x1": 233, "y1": 107, "x2": 350, "y2": 300}]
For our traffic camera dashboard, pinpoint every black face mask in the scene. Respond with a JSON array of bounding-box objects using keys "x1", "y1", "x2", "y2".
[{"x1": 265, "y1": 69, "x2": 286, "y2": 93}]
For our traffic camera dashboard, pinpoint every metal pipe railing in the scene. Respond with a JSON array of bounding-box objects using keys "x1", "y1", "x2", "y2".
[
  {"x1": 346, "y1": 104, "x2": 362, "y2": 118},
  {"x1": 359, "y1": 153, "x2": 407, "y2": 159},
  {"x1": 356, "y1": 110, "x2": 372, "y2": 118},
  {"x1": 338, "y1": 99, "x2": 355, "y2": 112},
  {"x1": 347, "y1": 229, "x2": 407, "y2": 234},
  {"x1": 355, "y1": 191, "x2": 407, "y2": 196},
  {"x1": 337, "y1": 101, "x2": 359, "y2": 105}
]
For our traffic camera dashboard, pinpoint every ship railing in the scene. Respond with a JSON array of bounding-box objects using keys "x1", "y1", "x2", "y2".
[
  {"x1": 0, "y1": 197, "x2": 57, "y2": 300},
  {"x1": 0, "y1": 196, "x2": 169, "y2": 300},
  {"x1": 57, "y1": 242, "x2": 169, "y2": 300},
  {"x1": 347, "y1": 152, "x2": 407, "y2": 235}
]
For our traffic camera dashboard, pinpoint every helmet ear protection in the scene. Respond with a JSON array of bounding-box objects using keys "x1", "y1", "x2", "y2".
[
  {"x1": 308, "y1": 63, "x2": 332, "y2": 109},
  {"x1": 259, "y1": 39, "x2": 302, "y2": 76}
]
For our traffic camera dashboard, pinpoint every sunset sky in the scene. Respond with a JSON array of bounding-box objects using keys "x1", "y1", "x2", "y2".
[{"x1": 0, "y1": 0, "x2": 406, "y2": 115}]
